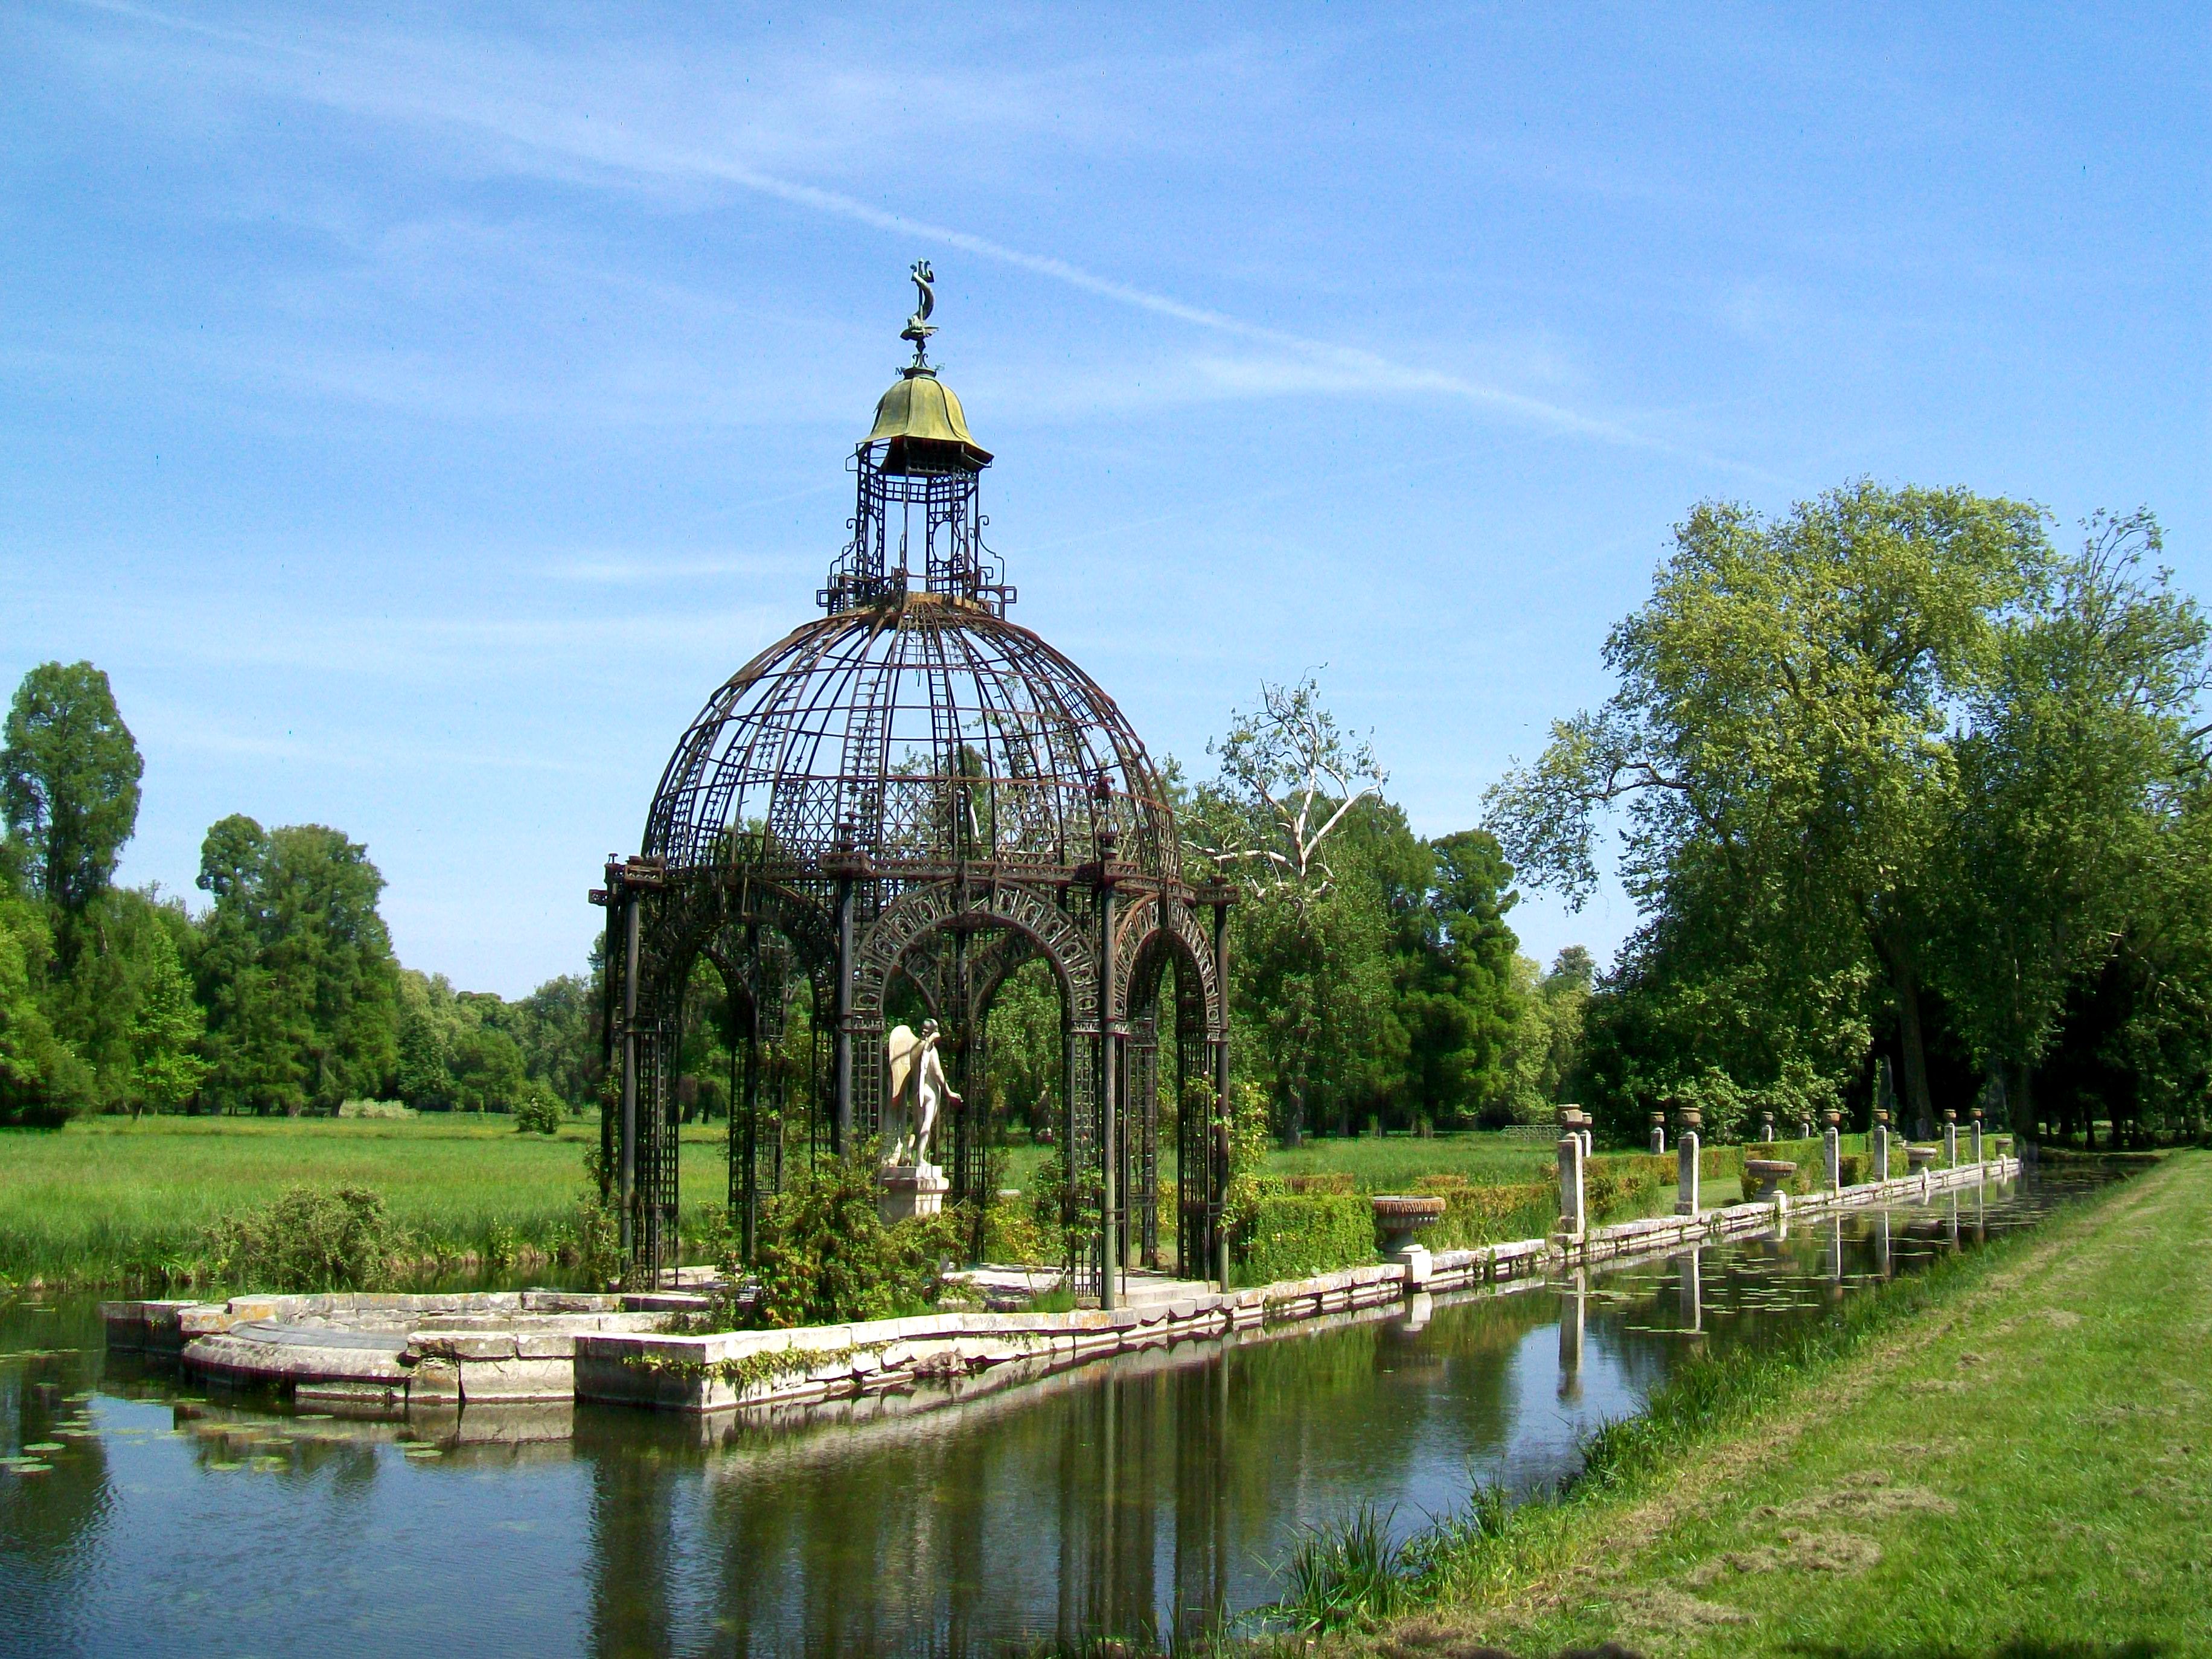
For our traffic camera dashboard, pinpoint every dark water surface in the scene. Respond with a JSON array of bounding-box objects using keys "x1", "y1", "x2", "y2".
[{"x1": 0, "y1": 1173, "x2": 2094, "y2": 1658}]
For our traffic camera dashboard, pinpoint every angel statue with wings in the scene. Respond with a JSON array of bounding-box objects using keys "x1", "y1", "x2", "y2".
[{"x1": 884, "y1": 1019, "x2": 961, "y2": 1171}]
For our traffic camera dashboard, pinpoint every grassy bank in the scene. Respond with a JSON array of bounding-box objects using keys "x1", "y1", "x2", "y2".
[
  {"x1": 0, "y1": 1115, "x2": 735, "y2": 1288},
  {"x1": 1268, "y1": 1152, "x2": 2205, "y2": 1657}
]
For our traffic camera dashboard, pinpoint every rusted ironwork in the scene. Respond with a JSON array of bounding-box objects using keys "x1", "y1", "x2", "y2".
[{"x1": 599, "y1": 275, "x2": 1230, "y2": 1296}]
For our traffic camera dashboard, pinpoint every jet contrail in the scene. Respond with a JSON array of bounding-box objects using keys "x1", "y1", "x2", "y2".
[{"x1": 66, "y1": 0, "x2": 1782, "y2": 481}]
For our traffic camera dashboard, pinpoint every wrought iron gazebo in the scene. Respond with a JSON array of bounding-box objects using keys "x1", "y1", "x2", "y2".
[{"x1": 593, "y1": 266, "x2": 1230, "y2": 1305}]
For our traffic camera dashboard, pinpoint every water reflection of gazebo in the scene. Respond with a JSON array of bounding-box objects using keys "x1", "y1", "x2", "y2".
[{"x1": 593, "y1": 268, "x2": 1230, "y2": 1303}]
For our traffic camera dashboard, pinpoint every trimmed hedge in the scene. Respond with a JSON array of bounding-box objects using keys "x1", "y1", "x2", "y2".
[
  {"x1": 1219, "y1": 1128, "x2": 1962, "y2": 1288},
  {"x1": 1236, "y1": 1191, "x2": 1375, "y2": 1283},
  {"x1": 1410, "y1": 1175, "x2": 1556, "y2": 1249},
  {"x1": 1279, "y1": 1172, "x2": 1357, "y2": 1195}
]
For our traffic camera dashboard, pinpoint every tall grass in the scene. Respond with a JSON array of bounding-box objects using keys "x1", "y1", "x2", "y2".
[
  {"x1": 0, "y1": 1115, "x2": 734, "y2": 1287},
  {"x1": 1263, "y1": 1132, "x2": 1557, "y2": 1192}
]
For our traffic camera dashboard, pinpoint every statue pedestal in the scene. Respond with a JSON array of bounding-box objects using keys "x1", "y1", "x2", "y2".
[{"x1": 878, "y1": 1163, "x2": 948, "y2": 1225}]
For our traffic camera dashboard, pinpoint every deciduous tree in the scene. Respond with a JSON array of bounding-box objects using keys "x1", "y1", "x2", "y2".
[{"x1": 1, "y1": 662, "x2": 143, "y2": 944}]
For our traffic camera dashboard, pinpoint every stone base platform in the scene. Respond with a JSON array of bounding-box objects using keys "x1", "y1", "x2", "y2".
[{"x1": 101, "y1": 1288, "x2": 710, "y2": 1412}]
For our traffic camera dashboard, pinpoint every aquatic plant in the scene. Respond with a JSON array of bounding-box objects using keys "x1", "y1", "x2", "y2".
[
  {"x1": 203, "y1": 1182, "x2": 411, "y2": 1292},
  {"x1": 1271, "y1": 1503, "x2": 1410, "y2": 1634}
]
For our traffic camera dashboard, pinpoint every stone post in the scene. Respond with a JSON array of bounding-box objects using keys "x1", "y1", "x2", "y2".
[
  {"x1": 1556, "y1": 1130, "x2": 1586, "y2": 1239},
  {"x1": 1943, "y1": 1108, "x2": 1958, "y2": 1169},
  {"x1": 1971, "y1": 1110, "x2": 1984, "y2": 1165},
  {"x1": 1823, "y1": 1108, "x2": 1841, "y2": 1192},
  {"x1": 1674, "y1": 1108, "x2": 1701, "y2": 1216},
  {"x1": 1873, "y1": 1108, "x2": 1890, "y2": 1182},
  {"x1": 1759, "y1": 1112, "x2": 1775, "y2": 1143},
  {"x1": 1649, "y1": 1111, "x2": 1666, "y2": 1155}
]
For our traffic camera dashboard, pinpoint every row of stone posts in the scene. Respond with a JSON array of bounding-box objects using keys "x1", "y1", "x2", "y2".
[{"x1": 1557, "y1": 1096, "x2": 2001, "y2": 1246}]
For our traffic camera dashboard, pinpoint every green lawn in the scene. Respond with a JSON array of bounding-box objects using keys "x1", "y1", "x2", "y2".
[
  {"x1": 5, "y1": 1119, "x2": 1591, "y2": 1288},
  {"x1": 994, "y1": 1129, "x2": 1561, "y2": 1200},
  {"x1": 1349, "y1": 1152, "x2": 2212, "y2": 1658},
  {"x1": 0, "y1": 1114, "x2": 735, "y2": 1287}
]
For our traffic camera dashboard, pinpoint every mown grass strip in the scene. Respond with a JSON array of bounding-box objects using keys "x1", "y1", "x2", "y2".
[{"x1": 1309, "y1": 1156, "x2": 2200, "y2": 1658}]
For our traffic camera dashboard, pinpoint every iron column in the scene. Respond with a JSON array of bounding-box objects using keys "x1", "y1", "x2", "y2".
[
  {"x1": 619, "y1": 885, "x2": 641, "y2": 1261},
  {"x1": 832, "y1": 872, "x2": 855, "y2": 1156}
]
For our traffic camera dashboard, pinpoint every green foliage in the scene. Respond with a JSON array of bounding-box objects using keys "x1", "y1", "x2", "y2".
[
  {"x1": 982, "y1": 955, "x2": 1063, "y2": 1130},
  {"x1": 0, "y1": 889, "x2": 88, "y2": 1124},
  {"x1": 1392, "y1": 827, "x2": 1525, "y2": 1129},
  {"x1": 513, "y1": 1082, "x2": 563, "y2": 1134},
  {"x1": 1489, "y1": 482, "x2": 2071, "y2": 1137},
  {"x1": 1, "y1": 660, "x2": 143, "y2": 928},
  {"x1": 1218, "y1": 1076, "x2": 1276, "y2": 1246},
  {"x1": 1234, "y1": 1189, "x2": 1375, "y2": 1283},
  {"x1": 47, "y1": 888, "x2": 207, "y2": 1115},
  {"x1": 1273, "y1": 1503, "x2": 1410, "y2": 1635},
  {"x1": 191, "y1": 816, "x2": 402, "y2": 1114},
  {"x1": 205, "y1": 1182, "x2": 411, "y2": 1292},
  {"x1": 1934, "y1": 513, "x2": 2211, "y2": 1136},
  {"x1": 1501, "y1": 947, "x2": 1592, "y2": 1125},
  {"x1": 0, "y1": 1113, "x2": 731, "y2": 1289},
  {"x1": 747, "y1": 1154, "x2": 959, "y2": 1328},
  {"x1": 563, "y1": 1190, "x2": 622, "y2": 1286}
]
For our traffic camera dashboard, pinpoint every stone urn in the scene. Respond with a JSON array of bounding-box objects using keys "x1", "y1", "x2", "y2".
[
  {"x1": 1745, "y1": 1158, "x2": 1797, "y2": 1202},
  {"x1": 1372, "y1": 1194, "x2": 1447, "y2": 1256},
  {"x1": 1373, "y1": 1194, "x2": 1448, "y2": 1291},
  {"x1": 1906, "y1": 1144, "x2": 1939, "y2": 1172},
  {"x1": 1676, "y1": 1105, "x2": 1703, "y2": 1134}
]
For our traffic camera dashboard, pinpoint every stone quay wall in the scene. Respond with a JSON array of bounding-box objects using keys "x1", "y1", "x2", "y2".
[{"x1": 104, "y1": 1156, "x2": 2019, "y2": 1419}]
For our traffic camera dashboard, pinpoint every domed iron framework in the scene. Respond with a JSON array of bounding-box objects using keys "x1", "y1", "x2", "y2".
[{"x1": 593, "y1": 268, "x2": 1232, "y2": 1303}]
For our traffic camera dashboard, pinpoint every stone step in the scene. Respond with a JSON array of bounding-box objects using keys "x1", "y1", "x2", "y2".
[{"x1": 1113, "y1": 1273, "x2": 1215, "y2": 1308}]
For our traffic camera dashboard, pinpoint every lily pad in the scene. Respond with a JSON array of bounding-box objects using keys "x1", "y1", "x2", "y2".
[
  {"x1": 21, "y1": 1442, "x2": 63, "y2": 1454},
  {"x1": 11, "y1": 1461, "x2": 52, "y2": 1474}
]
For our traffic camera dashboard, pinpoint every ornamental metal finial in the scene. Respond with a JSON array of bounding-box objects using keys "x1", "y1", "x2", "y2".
[{"x1": 901, "y1": 260, "x2": 938, "y2": 365}]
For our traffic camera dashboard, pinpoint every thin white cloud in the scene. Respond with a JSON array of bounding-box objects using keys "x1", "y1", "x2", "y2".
[{"x1": 50, "y1": 0, "x2": 1783, "y2": 481}]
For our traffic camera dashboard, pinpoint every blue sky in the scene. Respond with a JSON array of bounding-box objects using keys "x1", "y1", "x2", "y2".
[{"x1": 2, "y1": 4, "x2": 2205, "y2": 996}]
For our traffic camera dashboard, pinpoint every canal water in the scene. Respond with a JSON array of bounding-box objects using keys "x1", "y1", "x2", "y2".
[{"x1": 0, "y1": 1172, "x2": 2091, "y2": 1658}]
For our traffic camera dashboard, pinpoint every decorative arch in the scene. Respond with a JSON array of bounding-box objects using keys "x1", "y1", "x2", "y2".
[{"x1": 852, "y1": 881, "x2": 1098, "y2": 1024}]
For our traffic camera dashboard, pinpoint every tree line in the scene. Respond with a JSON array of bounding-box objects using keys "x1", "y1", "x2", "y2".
[
  {"x1": 1485, "y1": 484, "x2": 2211, "y2": 1149},
  {"x1": 0, "y1": 662, "x2": 594, "y2": 1125},
  {"x1": 13, "y1": 479, "x2": 2196, "y2": 1151},
  {"x1": 0, "y1": 660, "x2": 1578, "y2": 1139}
]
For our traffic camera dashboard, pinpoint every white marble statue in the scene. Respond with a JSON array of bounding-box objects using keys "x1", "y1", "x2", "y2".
[{"x1": 884, "y1": 1019, "x2": 961, "y2": 1171}]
